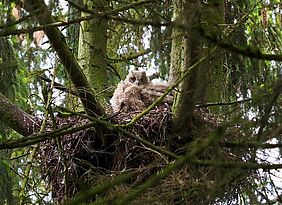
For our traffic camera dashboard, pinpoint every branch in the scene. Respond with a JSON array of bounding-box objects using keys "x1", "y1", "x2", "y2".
[
  {"x1": 219, "y1": 141, "x2": 282, "y2": 150},
  {"x1": 196, "y1": 98, "x2": 252, "y2": 108},
  {"x1": 200, "y1": 26, "x2": 282, "y2": 62},
  {"x1": 109, "y1": 48, "x2": 152, "y2": 62},
  {"x1": 0, "y1": 14, "x2": 169, "y2": 38},
  {"x1": 66, "y1": 0, "x2": 155, "y2": 16},
  {"x1": 55, "y1": 107, "x2": 179, "y2": 160},
  {"x1": 191, "y1": 159, "x2": 282, "y2": 170},
  {"x1": 39, "y1": 75, "x2": 77, "y2": 96},
  {"x1": 22, "y1": 0, "x2": 104, "y2": 117},
  {"x1": 65, "y1": 172, "x2": 134, "y2": 205},
  {"x1": 0, "y1": 92, "x2": 39, "y2": 136},
  {"x1": 0, "y1": 13, "x2": 34, "y2": 29},
  {"x1": 0, "y1": 122, "x2": 95, "y2": 150},
  {"x1": 2, "y1": 6, "x2": 282, "y2": 63},
  {"x1": 114, "y1": 127, "x2": 225, "y2": 204}
]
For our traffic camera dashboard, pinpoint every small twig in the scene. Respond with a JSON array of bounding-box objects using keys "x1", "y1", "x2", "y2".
[
  {"x1": 0, "y1": 123, "x2": 94, "y2": 150},
  {"x1": 196, "y1": 98, "x2": 252, "y2": 108},
  {"x1": 39, "y1": 75, "x2": 78, "y2": 96}
]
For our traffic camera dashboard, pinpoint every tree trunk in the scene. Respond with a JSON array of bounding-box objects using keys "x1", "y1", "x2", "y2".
[
  {"x1": 199, "y1": 0, "x2": 225, "y2": 105},
  {"x1": 170, "y1": 0, "x2": 225, "y2": 132},
  {"x1": 0, "y1": 37, "x2": 18, "y2": 138},
  {"x1": 170, "y1": 0, "x2": 202, "y2": 133},
  {"x1": 78, "y1": 0, "x2": 109, "y2": 105},
  {"x1": 23, "y1": 0, "x2": 105, "y2": 117}
]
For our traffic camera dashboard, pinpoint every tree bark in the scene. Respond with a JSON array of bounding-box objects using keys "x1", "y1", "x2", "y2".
[
  {"x1": 0, "y1": 92, "x2": 38, "y2": 136},
  {"x1": 23, "y1": 0, "x2": 105, "y2": 117},
  {"x1": 78, "y1": 0, "x2": 109, "y2": 105},
  {"x1": 0, "y1": 36, "x2": 18, "y2": 139},
  {"x1": 170, "y1": 0, "x2": 202, "y2": 133},
  {"x1": 199, "y1": 0, "x2": 225, "y2": 105},
  {"x1": 170, "y1": 0, "x2": 225, "y2": 133}
]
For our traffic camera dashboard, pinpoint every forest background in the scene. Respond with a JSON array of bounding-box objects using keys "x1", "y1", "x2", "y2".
[{"x1": 0, "y1": 0, "x2": 281, "y2": 204}]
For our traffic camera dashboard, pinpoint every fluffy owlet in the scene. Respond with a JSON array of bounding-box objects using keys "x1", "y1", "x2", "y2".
[{"x1": 111, "y1": 70, "x2": 173, "y2": 113}]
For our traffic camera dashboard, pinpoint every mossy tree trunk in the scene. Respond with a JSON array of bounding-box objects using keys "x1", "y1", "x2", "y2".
[
  {"x1": 0, "y1": 37, "x2": 18, "y2": 137},
  {"x1": 0, "y1": 37, "x2": 19, "y2": 205},
  {"x1": 170, "y1": 0, "x2": 224, "y2": 133},
  {"x1": 78, "y1": 0, "x2": 109, "y2": 106},
  {"x1": 199, "y1": 0, "x2": 225, "y2": 105},
  {"x1": 23, "y1": 0, "x2": 105, "y2": 117},
  {"x1": 65, "y1": 3, "x2": 81, "y2": 112},
  {"x1": 170, "y1": 0, "x2": 202, "y2": 133}
]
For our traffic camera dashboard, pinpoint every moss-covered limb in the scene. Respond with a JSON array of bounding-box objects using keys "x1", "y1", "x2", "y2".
[
  {"x1": 168, "y1": 0, "x2": 185, "y2": 84},
  {"x1": 196, "y1": 98, "x2": 252, "y2": 108},
  {"x1": 171, "y1": 0, "x2": 214, "y2": 133},
  {"x1": 65, "y1": 172, "x2": 134, "y2": 205},
  {"x1": 0, "y1": 92, "x2": 38, "y2": 136},
  {"x1": 0, "y1": 122, "x2": 95, "y2": 150},
  {"x1": 67, "y1": 0, "x2": 154, "y2": 16},
  {"x1": 190, "y1": 159, "x2": 282, "y2": 170},
  {"x1": 203, "y1": 30, "x2": 282, "y2": 61},
  {"x1": 22, "y1": 0, "x2": 104, "y2": 117},
  {"x1": 109, "y1": 48, "x2": 152, "y2": 61},
  {"x1": 0, "y1": 37, "x2": 17, "y2": 100}
]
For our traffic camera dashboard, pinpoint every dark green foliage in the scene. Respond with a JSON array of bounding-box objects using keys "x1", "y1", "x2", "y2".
[
  {"x1": 0, "y1": 0, "x2": 281, "y2": 204},
  {"x1": 0, "y1": 159, "x2": 14, "y2": 205}
]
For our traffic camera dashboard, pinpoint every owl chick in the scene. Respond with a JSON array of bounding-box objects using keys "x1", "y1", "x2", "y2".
[
  {"x1": 111, "y1": 70, "x2": 173, "y2": 113},
  {"x1": 124, "y1": 70, "x2": 150, "y2": 86}
]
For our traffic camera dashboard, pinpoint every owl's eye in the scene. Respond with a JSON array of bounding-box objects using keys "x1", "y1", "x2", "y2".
[{"x1": 129, "y1": 77, "x2": 136, "y2": 83}]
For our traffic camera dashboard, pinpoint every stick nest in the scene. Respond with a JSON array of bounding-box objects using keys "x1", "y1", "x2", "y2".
[{"x1": 38, "y1": 107, "x2": 252, "y2": 204}]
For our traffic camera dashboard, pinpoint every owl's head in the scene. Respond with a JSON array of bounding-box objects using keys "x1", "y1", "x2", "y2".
[{"x1": 125, "y1": 70, "x2": 150, "y2": 86}]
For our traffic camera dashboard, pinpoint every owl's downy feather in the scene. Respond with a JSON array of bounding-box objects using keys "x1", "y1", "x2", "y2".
[{"x1": 111, "y1": 70, "x2": 173, "y2": 113}]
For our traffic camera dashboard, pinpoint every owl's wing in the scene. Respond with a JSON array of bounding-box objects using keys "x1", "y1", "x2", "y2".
[{"x1": 140, "y1": 83, "x2": 174, "y2": 106}]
